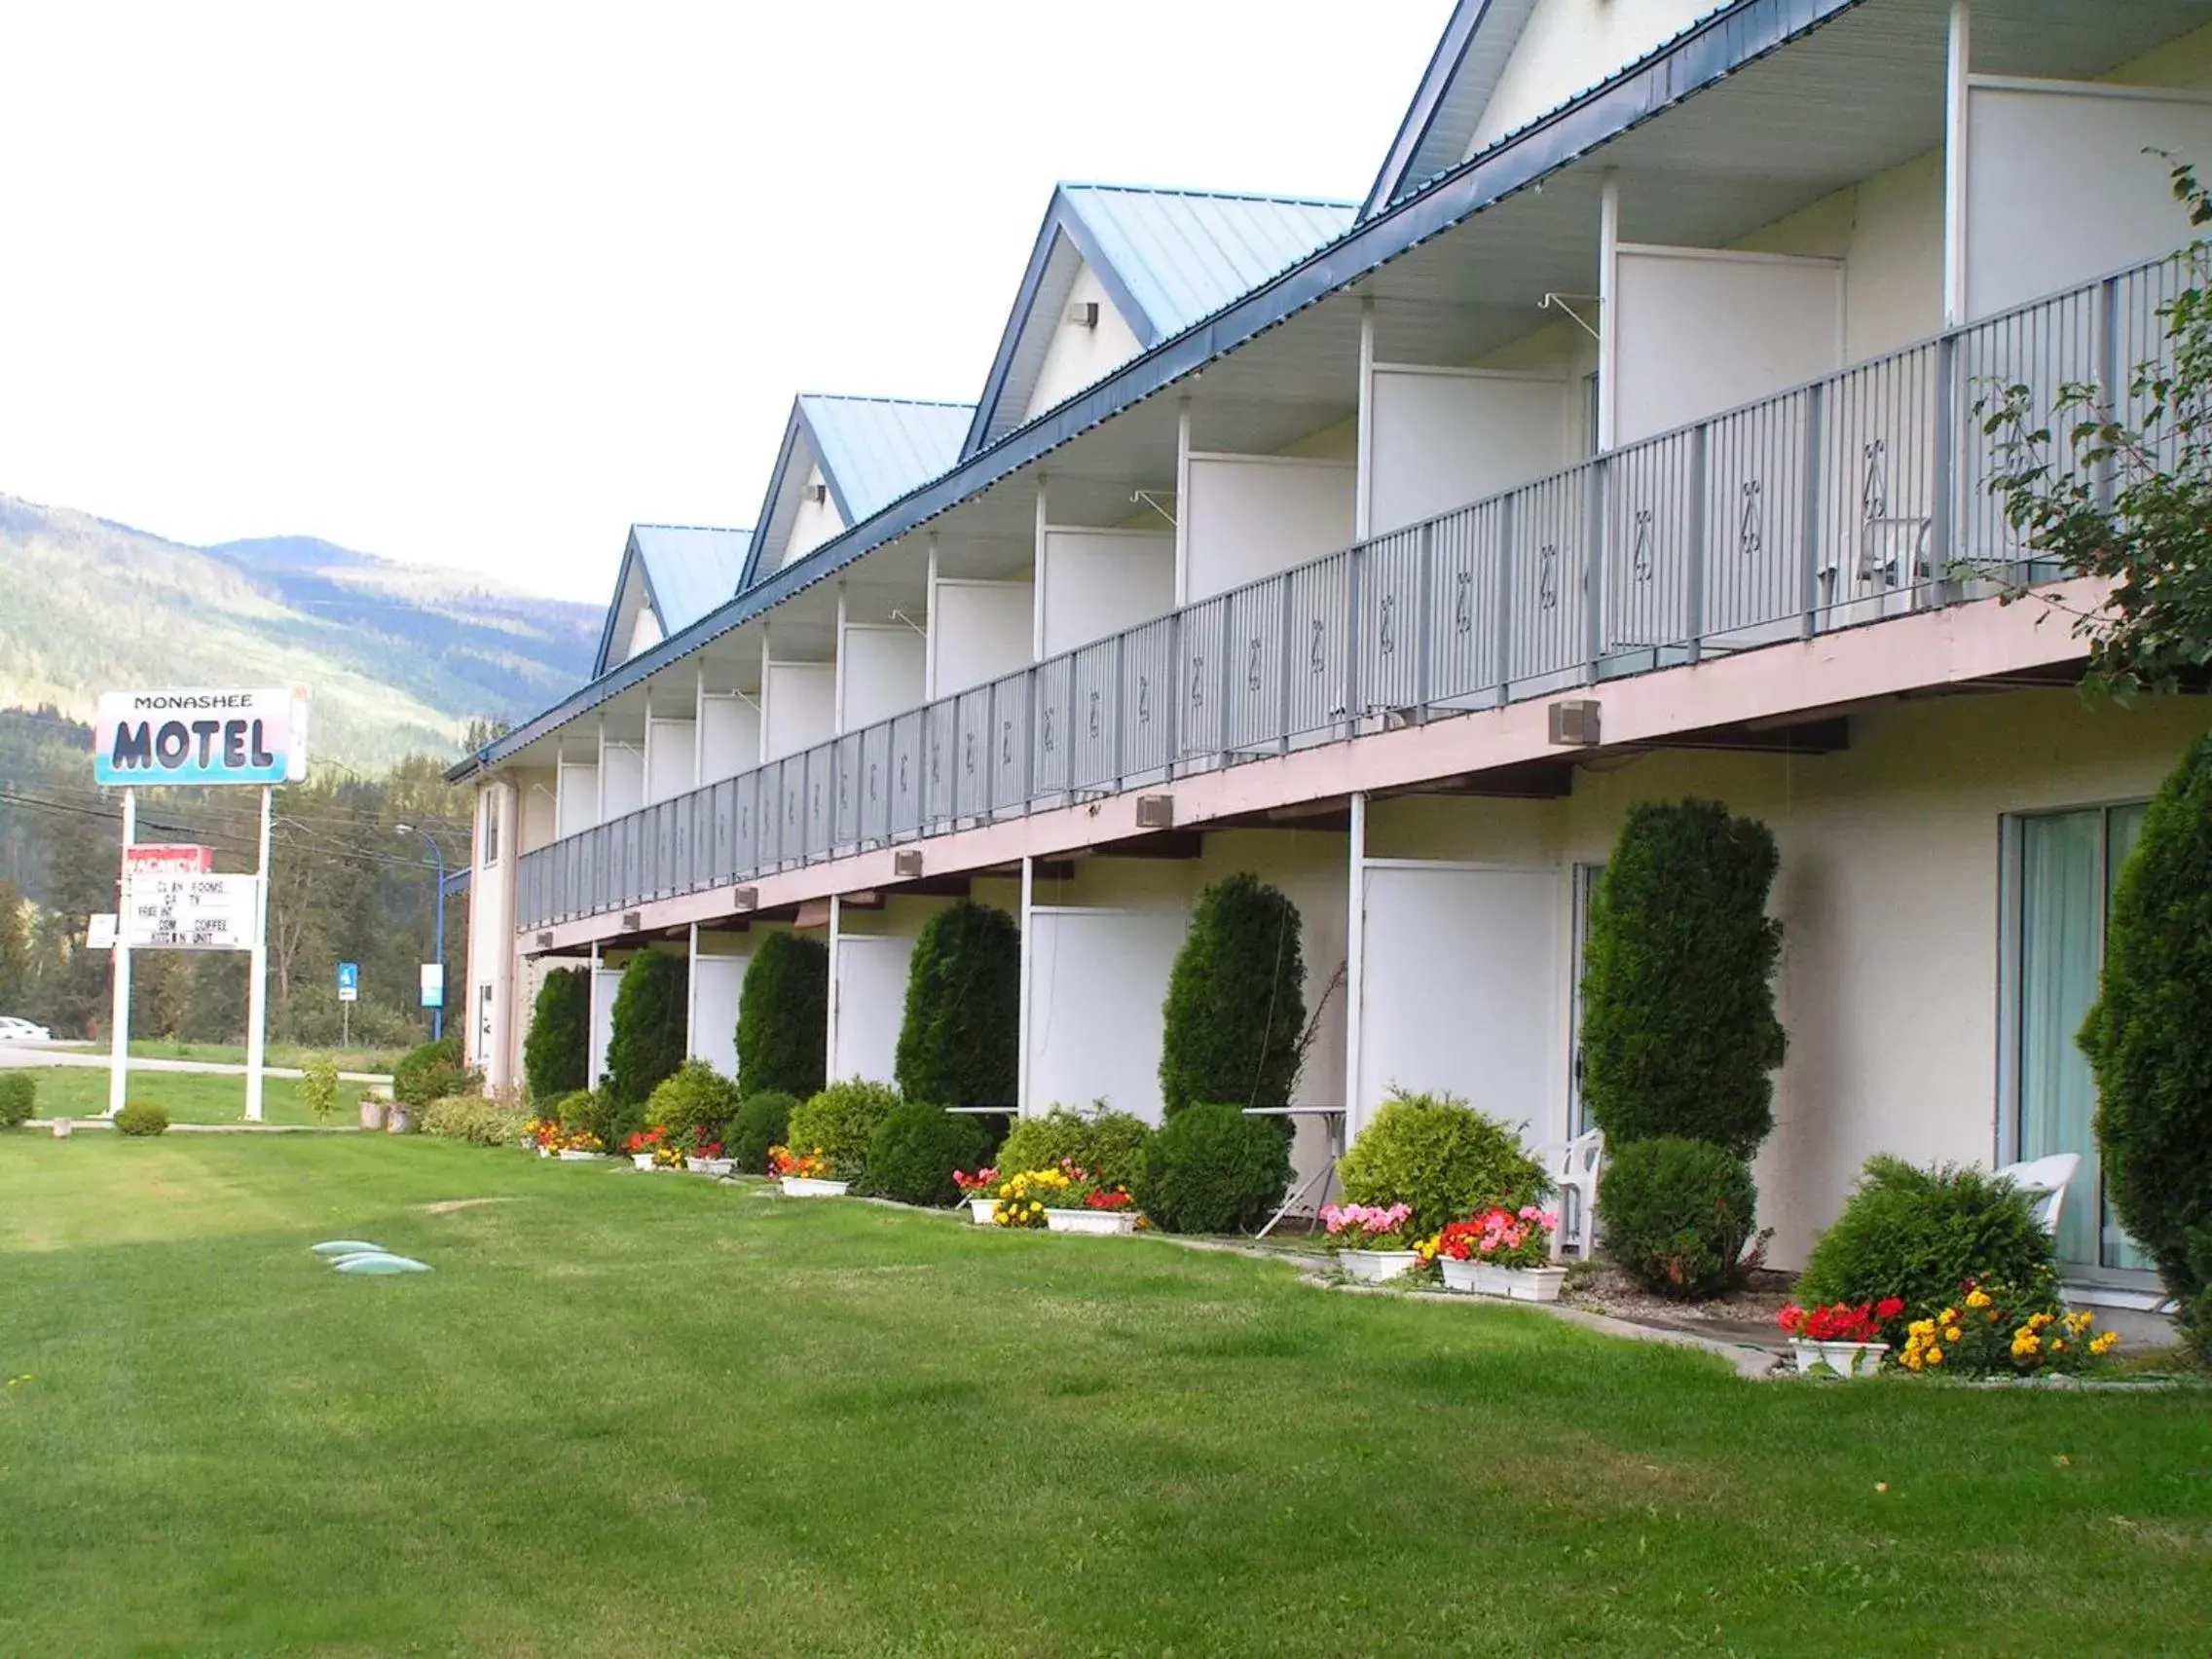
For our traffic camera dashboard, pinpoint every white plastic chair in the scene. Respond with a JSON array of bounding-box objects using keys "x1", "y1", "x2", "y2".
[
  {"x1": 1534, "y1": 1127, "x2": 1606, "y2": 1260},
  {"x1": 1994, "y1": 1152, "x2": 2081, "y2": 1236}
]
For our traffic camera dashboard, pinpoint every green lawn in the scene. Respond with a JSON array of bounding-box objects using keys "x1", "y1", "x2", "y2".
[
  {"x1": 1, "y1": 1138, "x2": 2206, "y2": 1657},
  {"x1": 7, "y1": 1066, "x2": 322, "y2": 1125},
  {"x1": 52, "y1": 1039, "x2": 404, "y2": 1074}
]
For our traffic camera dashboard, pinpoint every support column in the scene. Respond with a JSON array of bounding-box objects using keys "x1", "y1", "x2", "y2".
[
  {"x1": 1173, "y1": 400, "x2": 1194, "y2": 607},
  {"x1": 1016, "y1": 855, "x2": 1036, "y2": 1118},
  {"x1": 244, "y1": 784, "x2": 273, "y2": 1124},
  {"x1": 923, "y1": 535, "x2": 940, "y2": 701},
  {"x1": 1942, "y1": 0, "x2": 1972, "y2": 328},
  {"x1": 685, "y1": 921, "x2": 700, "y2": 1059},
  {"x1": 106, "y1": 789, "x2": 135, "y2": 1118},
  {"x1": 595, "y1": 718, "x2": 608, "y2": 823},
  {"x1": 1596, "y1": 171, "x2": 1621, "y2": 455},
  {"x1": 833, "y1": 584, "x2": 850, "y2": 733},
  {"x1": 825, "y1": 893, "x2": 843, "y2": 1085},
  {"x1": 1354, "y1": 297, "x2": 1376, "y2": 541},
  {"x1": 1343, "y1": 791, "x2": 1367, "y2": 1135},
  {"x1": 1032, "y1": 473, "x2": 1050, "y2": 661}
]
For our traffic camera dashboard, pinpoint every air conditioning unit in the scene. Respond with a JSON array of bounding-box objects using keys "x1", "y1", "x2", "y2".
[
  {"x1": 1134, "y1": 793, "x2": 1175, "y2": 830},
  {"x1": 621, "y1": 910, "x2": 643, "y2": 933},
  {"x1": 535, "y1": 932, "x2": 554, "y2": 951},
  {"x1": 731, "y1": 886, "x2": 758, "y2": 912},
  {"x1": 893, "y1": 849, "x2": 924, "y2": 879},
  {"x1": 1548, "y1": 699, "x2": 1602, "y2": 747}
]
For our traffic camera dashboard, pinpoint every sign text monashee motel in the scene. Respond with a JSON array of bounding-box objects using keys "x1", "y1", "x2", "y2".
[{"x1": 93, "y1": 688, "x2": 308, "y2": 787}]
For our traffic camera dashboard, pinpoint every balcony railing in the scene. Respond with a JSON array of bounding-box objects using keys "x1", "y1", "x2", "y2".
[{"x1": 518, "y1": 250, "x2": 2190, "y2": 933}]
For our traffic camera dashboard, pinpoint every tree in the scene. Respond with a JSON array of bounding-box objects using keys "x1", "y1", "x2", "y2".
[
  {"x1": 603, "y1": 951, "x2": 688, "y2": 1108},
  {"x1": 2080, "y1": 731, "x2": 2212, "y2": 1359},
  {"x1": 0, "y1": 877, "x2": 28, "y2": 1012},
  {"x1": 1580, "y1": 799, "x2": 1786, "y2": 1157},
  {"x1": 523, "y1": 966, "x2": 590, "y2": 1102},
  {"x1": 894, "y1": 901, "x2": 1018, "y2": 1107},
  {"x1": 1980, "y1": 160, "x2": 2212, "y2": 696},
  {"x1": 1158, "y1": 873, "x2": 1306, "y2": 1118},
  {"x1": 736, "y1": 932, "x2": 828, "y2": 1099}
]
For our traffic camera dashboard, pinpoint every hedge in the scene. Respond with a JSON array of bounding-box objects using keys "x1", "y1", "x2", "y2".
[
  {"x1": 895, "y1": 901, "x2": 1019, "y2": 1108},
  {"x1": 736, "y1": 933, "x2": 828, "y2": 1099},
  {"x1": 523, "y1": 966, "x2": 590, "y2": 1104},
  {"x1": 603, "y1": 952, "x2": 688, "y2": 1108},
  {"x1": 1159, "y1": 873, "x2": 1307, "y2": 1118}
]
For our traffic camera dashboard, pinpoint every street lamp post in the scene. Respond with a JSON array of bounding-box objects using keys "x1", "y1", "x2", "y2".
[{"x1": 395, "y1": 824, "x2": 445, "y2": 1042}]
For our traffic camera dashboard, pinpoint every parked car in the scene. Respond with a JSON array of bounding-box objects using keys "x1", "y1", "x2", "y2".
[{"x1": 0, "y1": 1016, "x2": 54, "y2": 1043}]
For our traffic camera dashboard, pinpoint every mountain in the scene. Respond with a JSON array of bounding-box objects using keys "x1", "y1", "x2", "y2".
[{"x1": 0, "y1": 494, "x2": 599, "y2": 770}]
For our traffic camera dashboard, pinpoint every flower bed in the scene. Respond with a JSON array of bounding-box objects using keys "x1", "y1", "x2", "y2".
[
  {"x1": 770, "y1": 1145, "x2": 849, "y2": 1198},
  {"x1": 1427, "y1": 1206, "x2": 1564, "y2": 1301},
  {"x1": 1320, "y1": 1202, "x2": 1420, "y2": 1280},
  {"x1": 992, "y1": 1161, "x2": 1139, "y2": 1232},
  {"x1": 625, "y1": 1126, "x2": 687, "y2": 1170}
]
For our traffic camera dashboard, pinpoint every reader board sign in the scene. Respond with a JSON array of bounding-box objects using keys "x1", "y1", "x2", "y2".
[
  {"x1": 123, "y1": 872, "x2": 261, "y2": 951},
  {"x1": 93, "y1": 688, "x2": 309, "y2": 787},
  {"x1": 125, "y1": 843, "x2": 213, "y2": 874}
]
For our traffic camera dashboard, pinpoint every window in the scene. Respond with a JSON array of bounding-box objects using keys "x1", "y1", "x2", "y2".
[
  {"x1": 2008, "y1": 803, "x2": 2154, "y2": 1276},
  {"x1": 481, "y1": 790, "x2": 501, "y2": 866}
]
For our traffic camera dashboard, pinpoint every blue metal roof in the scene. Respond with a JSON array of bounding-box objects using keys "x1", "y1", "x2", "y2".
[
  {"x1": 965, "y1": 184, "x2": 1356, "y2": 456},
  {"x1": 458, "y1": 0, "x2": 1861, "y2": 783},
  {"x1": 591, "y1": 524, "x2": 752, "y2": 675},
  {"x1": 799, "y1": 395, "x2": 972, "y2": 525}
]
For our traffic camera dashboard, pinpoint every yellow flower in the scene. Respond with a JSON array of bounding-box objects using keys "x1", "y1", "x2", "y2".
[
  {"x1": 1944, "y1": 1326, "x2": 1963, "y2": 1343},
  {"x1": 2091, "y1": 1331, "x2": 2120, "y2": 1355},
  {"x1": 1965, "y1": 1288, "x2": 1992, "y2": 1309},
  {"x1": 1926, "y1": 1346, "x2": 1943, "y2": 1365}
]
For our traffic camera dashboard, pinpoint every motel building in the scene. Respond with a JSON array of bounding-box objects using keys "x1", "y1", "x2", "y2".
[{"x1": 453, "y1": 0, "x2": 2212, "y2": 1316}]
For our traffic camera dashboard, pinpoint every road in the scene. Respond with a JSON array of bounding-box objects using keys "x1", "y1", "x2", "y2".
[{"x1": 0, "y1": 1046, "x2": 390, "y2": 1085}]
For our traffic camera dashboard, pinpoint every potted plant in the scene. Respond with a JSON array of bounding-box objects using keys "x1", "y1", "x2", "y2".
[
  {"x1": 770, "y1": 1144, "x2": 847, "y2": 1197},
  {"x1": 1777, "y1": 1297, "x2": 1905, "y2": 1377},
  {"x1": 358, "y1": 1092, "x2": 389, "y2": 1131},
  {"x1": 1320, "y1": 1202, "x2": 1421, "y2": 1281},
  {"x1": 555, "y1": 1127, "x2": 605, "y2": 1161},
  {"x1": 625, "y1": 1125, "x2": 683, "y2": 1170},
  {"x1": 1431, "y1": 1206, "x2": 1567, "y2": 1301},
  {"x1": 525, "y1": 1116, "x2": 560, "y2": 1156},
  {"x1": 685, "y1": 1134, "x2": 732, "y2": 1177},
  {"x1": 953, "y1": 1165, "x2": 1000, "y2": 1224},
  {"x1": 993, "y1": 1161, "x2": 1140, "y2": 1235}
]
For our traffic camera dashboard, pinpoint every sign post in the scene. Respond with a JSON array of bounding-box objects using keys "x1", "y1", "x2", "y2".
[
  {"x1": 93, "y1": 688, "x2": 308, "y2": 1124},
  {"x1": 337, "y1": 962, "x2": 358, "y2": 1048}
]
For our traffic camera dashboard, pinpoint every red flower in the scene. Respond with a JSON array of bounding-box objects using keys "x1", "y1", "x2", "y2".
[{"x1": 1875, "y1": 1297, "x2": 1905, "y2": 1320}]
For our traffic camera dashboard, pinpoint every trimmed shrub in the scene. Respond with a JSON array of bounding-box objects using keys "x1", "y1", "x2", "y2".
[
  {"x1": 393, "y1": 1033, "x2": 479, "y2": 1111},
  {"x1": 895, "y1": 901, "x2": 1020, "y2": 1108},
  {"x1": 1337, "y1": 1089, "x2": 1548, "y2": 1238},
  {"x1": 1580, "y1": 800, "x2": 1786, "y2": 1157},
  {"x1": 736, "y1": 933, "x2": 829, "y2": 1099},
  {"x1": 2082, "y1": 730, "x2": 2212, "y2": 1360},
  {"x1": 1159, "y1": 874, "x2": 1307, "y2": 1118},
  {"x1": 645, "y1": 1060, "x2": 743, "y2": 1147},
  {"x1": 1139, "y1": 1103, "x2": 1292, "y2": 1235},
  {"x1": 553, "y1": 1088, "x2": 637, "y2": 1151},
  {"x1": 0, "y1": 1071, "x2": 34, "y2": 1128},
  {"x1": 1598, "y1": 1137, "x2": 1761, "y2": 1299},
  {"x1": 995, "y1": 1105, "x2": 1155, "y2": 1193},
  {"x1": 300, "y1": 1055, "x2": 341, "y2": 1124},
  {"x1": 728, "y1": 1090, "x2": 797, "y2": 1175},
  {"x1": 523, "y1": 966, "x2": 590, "y2": 1103},
  {"x1": 603, "y1": 952, "x2": 687, "y2": 1108},
  {"x1": 788, "y1": 1080, "x2": 903, "y2": 1181},
  {"x1": 1796, "y1": 1155, "x2": 2057, "y2": 1324},
  {"x1": 114, "y1": 1101, "x2": 169, "y2": 1136},
  {"x1": 423, "y1": 1094, "x2": 533, "y2": 1147},
  {"x1": 866, "y1": 1103, "x2": 990, "y2": 1206}
]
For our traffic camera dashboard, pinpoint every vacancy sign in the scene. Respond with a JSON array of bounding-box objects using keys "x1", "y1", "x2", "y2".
[
  {"x1": 93, "y1": 688, "x2": 310, "y2": 787},
  {"x1": 123, "y1": 873, "x2": 261, "y2": 950},
  {"x1": 125, "y1": 844, "x2": 214, "y2": 874}
]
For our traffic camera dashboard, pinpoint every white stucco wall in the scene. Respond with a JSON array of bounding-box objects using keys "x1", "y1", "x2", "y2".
[
  {"x1": 1182, "y1": 455, "x2": 1356, "y2": 602},
  {"x1": 687, "y1": 930, "x2": 750, "y2": 1080},
  {"x1": 556, "y1": 760, "x2": 599, "y2": 836},
  {"x1": 600, "y1": 743, "x2": 645, "y2": 820},
  {"x1": 930, "y1": 578, "x2": 1034, "y2": 698},
  {"x1": 763, "y1": 661, "x2": 835, "y2": 760},
  {"x1": 1363, "y1": 689, "x2": 2210, "y2": 1267},
  {"x1": 515, "y1": 768, "x2": 557, "y2": 855},
  {"x1": 1736, "y1": 150, "x2": 1944, "y2": 364},
  {"x1": 1025, "y1": 258, "x2": 1146, "y2": 421},
  {"x1": 1368, "y1": 367, "x2": 1573, "y2": 535},
  {"x1": 782, "y1": 464, "x2": 845, "y2": 571},
  {"x1": 1468, "y1": 0, "x2": 1726, "y2": 154},
  {"x1": 464, "y1": 778, "x2": 519, "y2": 1087},
  {"x1": 1039, "y1": 528, "x2": 1175, "y2": 657},
  {"x1": 699, "y1": 693, "x2": 761, "y2": 785},
  {"x1": 840, "y1": 623, "x2": 928, "y2": 731},
  {"x1": 644, "y1": 716, "x2": 696, "y2": 805}
]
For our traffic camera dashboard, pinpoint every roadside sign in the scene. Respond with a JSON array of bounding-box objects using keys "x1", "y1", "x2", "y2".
[
  {"x1": 420, "y1": 964, "x2": 445, "y2": 1010},
  {"x1": 337, "y1": 962, "x2": 359, "y2": 1003},
  {"x1": 87, "y1": 913, "x2": 118, "y2": 950},
  {"x1": 93, "y1": 688, "x2": 310, "y2": 787},
  {"x1": 122, "y1": 872, "x2": 261, "y2": 951}
]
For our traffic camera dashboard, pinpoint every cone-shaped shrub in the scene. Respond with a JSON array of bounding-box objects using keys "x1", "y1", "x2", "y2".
[
  {"x1": 1138, "y1": 1102, "x2": 1290, "y2": 1234},
  {"x1": 604, "y1": 952, "x2": 688, "y2": 1109},
  {"x1": 523, "y1": 966, "x2": 589, "y2": 1104},
  {"x1": 895, "y1": 900, "x2": 1019, "y2": 1107},
  {"x1": 1159, "y1": 873, "x2": 1306, "y2": 1118},
  {"x1": 2081, "y1": 731, "x2": 2212, "y2": 1359},
  {"x1": 789, "y1": 1080, "x2": 903, "y2": 1183},
  {"x1": 736, "y1": 932, "x2": 828, "y2": 1099},
  {"x1": 728, "y1": 1090, "x2": 797, "y2": 1174},
  {"x1": 866, "y1": 1103, "x2": 990, "y2": 1206},
  {"x1": 1580, "y1": 799, "x2": 1786, "y2": 1157}
]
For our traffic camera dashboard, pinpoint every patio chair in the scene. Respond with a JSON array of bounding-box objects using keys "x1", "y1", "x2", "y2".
[
  {"x1": 1534, "y1": 1127, "x2": 1605, "y2": 1260},
  {"x1": 1993, "y1": 1152, "x2": 2082, "y2": 1236}
]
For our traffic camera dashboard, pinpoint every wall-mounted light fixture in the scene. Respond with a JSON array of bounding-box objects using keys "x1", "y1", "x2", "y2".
[
  {"x1": 803, "y1": 482, "x2": 828, "y2": 504},
  {"x1": 1066, "y1": 300, "x2": 1099, "y2": 329},
  {"x1": 731, "y1": 886, "x2": 758, "y2": 912}
]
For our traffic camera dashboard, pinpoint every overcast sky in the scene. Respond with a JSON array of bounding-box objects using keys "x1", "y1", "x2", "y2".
[{"x1": 0, "y1": 2, "x2": 1453, "y2": 606}]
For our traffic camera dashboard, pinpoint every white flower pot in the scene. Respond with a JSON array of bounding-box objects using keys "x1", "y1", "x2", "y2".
[
  {"x1": 535, "y1": 1145, "x2": 551, "y2": 1159},
  {"x1": 52, "y1": 1117, "x2": 73, "y2": 1139},
  {"x1": 556, "y1": 1149, "x2": 600, "y2": 1161},
  {"x1": 1789, "y1": 1338, "x2": 1887, "y2": 1379},
  {"x1": 1044, "y1": 1207, "x2": 1136, "y2": 1235},
  {"x1": 781, "y1": 1176, "x2": 849, "y2": 1197},
  {"x1": 632, "y1": 1153, "x2": 658, "y2": 1170},
  {"x1": 968, "y1": 1197, "x2": 999, "y2": 1225},
  {"x1": 1338, "y1": 1248, "x2": 1420, "y2": 1282},
  {"x1": 1440, "y1": 1259, "x2": 1567, "y2": 1302},
  {"x1": 687, "y1": 1157, "x2": 733, "y2": 1176},
  {"x1": 385, "y1": 1107, "x2": 413, "y2": 1135},
  {"x1": 358, "y1": 1100, "x2": 388, "y2": 1130}
]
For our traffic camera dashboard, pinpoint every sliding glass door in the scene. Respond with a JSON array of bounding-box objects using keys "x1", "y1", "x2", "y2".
[{"x1": 2012, "y1": 804, "x2": 2152, "y2": 1274}]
